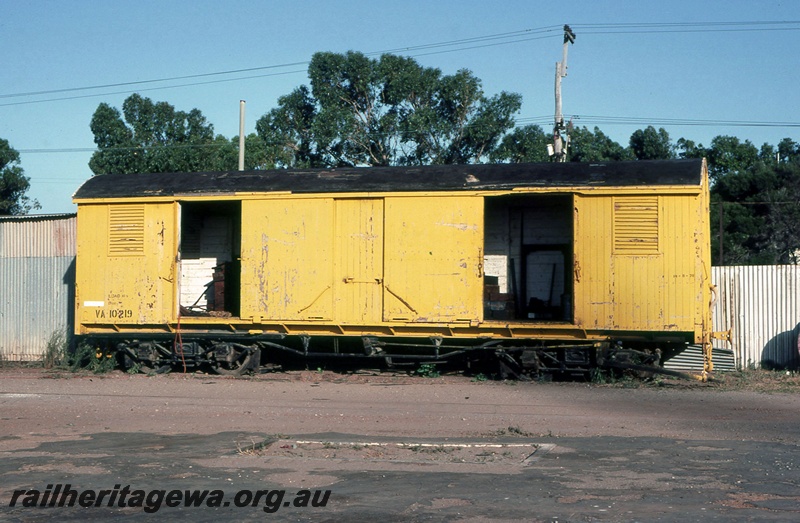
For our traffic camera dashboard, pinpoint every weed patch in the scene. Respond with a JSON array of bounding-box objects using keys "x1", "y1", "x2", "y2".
[
  {"x1": 42, "y1": 329, "x2": 69, "y2": 369},
  {"x1": 414, "y1": 363, "x2": 440, "y2": 378},
  {"x1": 69, "y1": 343, "x2": 115, "y2": 374}
]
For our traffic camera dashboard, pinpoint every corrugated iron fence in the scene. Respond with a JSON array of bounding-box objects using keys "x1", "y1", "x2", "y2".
[
  {"x1": 712, "y1": 265, "x2": 800, "y2": 370},
  {"x1": 0, "y1": 214, "x2": 76, "y2": 361}
]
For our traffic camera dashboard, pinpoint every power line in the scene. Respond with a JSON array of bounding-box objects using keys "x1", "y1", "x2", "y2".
[
  {"x1": 3, "y1": 21, "x2": 798, "y2": 107},
  {"x1": 572, "y1": 21, "x2": 800, "y2": 29},
  {"x1": 0, "y1": 61, "x2": 310, "y2": 100},
  {"x1": 0, "y1": 31, "x2": 549, "y2": 107},
  {"x1": 395, "y1": 33, "x2": 558, "y2": 59},
  {"x1": 16, "y1": 115, "x2": 800, "y2": 155},
  {"x1": 512, "y1": 115, "x2": 800, "y2": 130},
  {"x1": 0, "y1": 69, "x2": 307, "y2": 108},
  {"x1": 377, "y1": 26, "x2": 561, "y2": 54},
  {"x1": 18, "y1": 143, "x2": 226, "y2": 154},
  {"x1": 0, "y1": 25, "x2": 563, "y2": 103},
  {"x1": 579, "y1": 27, "x2": 800, "y2": 36},
  {"x1": 558, "y1": 115, "x2": 800, "y2": 128}
]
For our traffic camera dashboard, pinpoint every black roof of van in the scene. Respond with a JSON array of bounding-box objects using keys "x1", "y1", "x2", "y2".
[{"x1": 73, "y1": 159, "x2": 705, "y2": 200}]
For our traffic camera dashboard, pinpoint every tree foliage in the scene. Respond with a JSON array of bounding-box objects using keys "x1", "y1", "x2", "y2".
[
  {"x1": 684, "y1": 136, "x2": 800, "y2": 265},
  {"x1": 568, "y1": 126, "x2": 633, "y2": 162},
  {"x1": 0, "y1": 138, "x2": 40, "y2": 215},
  {"x1": 703, "y1": 135, "x2": 761, "y2": 183},
  {"x1": 89, "y1": 94, "x2": 260, "y2": 175},
  {"x1": 629, "y1": 126, "x2": 675, "y2": 160},
  {"x1": 495, "y1": 125, "x2": 676, "y2": 163},
  {"x1": 490, "y1": 125, "x2": 551, "y2": 163},
  {"x1": 255, "y1": 51, "x2": 522, "y2": 167}
]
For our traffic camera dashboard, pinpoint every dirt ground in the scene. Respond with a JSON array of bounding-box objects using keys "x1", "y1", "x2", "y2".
[{"x1": 1, "y1": 365, "x2": 799, "y2": 521}]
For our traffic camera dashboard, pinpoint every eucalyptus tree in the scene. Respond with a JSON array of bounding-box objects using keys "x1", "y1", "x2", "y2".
[
  {"x1": 567, "y1": 126, "x2": 632, "y2": 162},
  {"x1": 629, "y1": 126, "x2": 675, "y2": 160},
  {"x1": 256, "y1": 51, "x2": 522, "y2": 167},
  {"x1": 89, "y1": 94, "x2": 234, "y2": 175},
  {"x1": 0, "y1": 138, "x2": 39, "y2": 215}
]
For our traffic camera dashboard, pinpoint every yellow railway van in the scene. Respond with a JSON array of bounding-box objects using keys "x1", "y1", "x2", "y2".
[{"x1": 73, "y1": 159, "x2": 715, "y2": 376}]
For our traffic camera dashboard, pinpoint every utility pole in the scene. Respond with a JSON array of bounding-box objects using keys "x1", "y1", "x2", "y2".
[
  {"x1": 238, "y1": 100, "x2": 246, "y2": 171},
  {"x1": 551, "y1": 25, "x2": 575, "y2": 162}
]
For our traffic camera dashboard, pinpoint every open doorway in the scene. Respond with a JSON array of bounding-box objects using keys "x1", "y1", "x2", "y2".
[
  {"x1": 483, "y1": 194, "x2": 573, "y2": 322},
  {"x1": 179, "y1": 201, "x2": 241, "y2": 317}
]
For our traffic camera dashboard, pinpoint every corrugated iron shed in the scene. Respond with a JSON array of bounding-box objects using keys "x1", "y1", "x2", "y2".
[
  {"x1": 663, "y1": 345, "x2": 736, "y2": 372},
  {"x1": 668, "y1": 265, "x2": 800, "y2": 371},
  {"x1": 711, "y1": 265, "x2": 800, "y2": 370},
  {"x1": 0, "y1": 214, "x2": 76, "y2": 361}
]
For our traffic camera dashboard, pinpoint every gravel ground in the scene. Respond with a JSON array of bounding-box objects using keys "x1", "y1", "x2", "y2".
[{"x1": 1, "y1": 366, "x2": 799, "y2": 522}]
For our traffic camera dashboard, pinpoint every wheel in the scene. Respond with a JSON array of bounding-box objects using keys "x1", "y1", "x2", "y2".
[
  {"x1": 212, "y1": 346, "x2": 259, "y2": 376},
  {"x1": 120, "y1": 353, "x2": 171, "y2": 375},
  {"x1": 138, "y1": 360, "x2": 172, "y2": 375}
]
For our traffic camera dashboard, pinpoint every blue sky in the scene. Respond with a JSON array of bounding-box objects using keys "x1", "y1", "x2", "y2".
[{"x1": 2, "y1": 0, "x2": 799, "y2": 213}]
